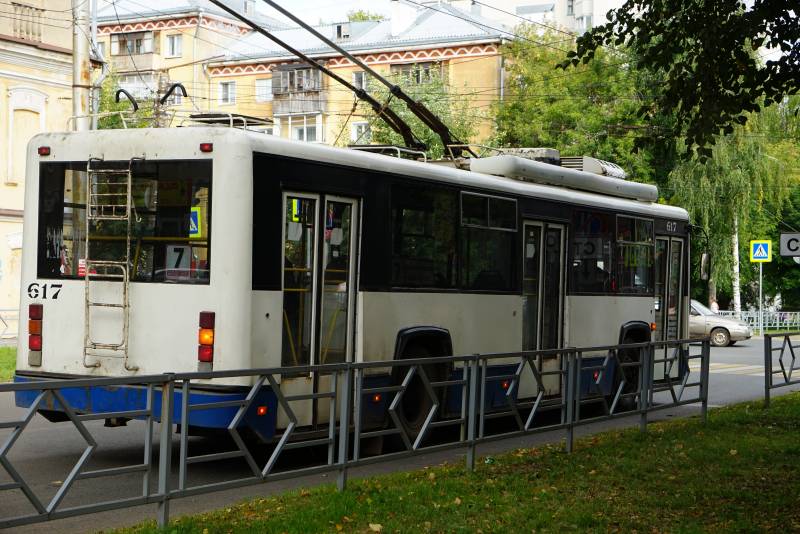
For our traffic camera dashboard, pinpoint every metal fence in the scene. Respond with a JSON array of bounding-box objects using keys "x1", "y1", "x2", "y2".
[
  {"x1": 719, "y1": 310, "x2": 800, "y2": 331},
  {"x1": 763, "y1": 333, "x2": 800, "y2": 407},
  {"x1": 0, "y1": 309, "x2": 18, "y2": 341},
  {"x1": 0, "y1": 338, "x2": 709, "y2": 529}
]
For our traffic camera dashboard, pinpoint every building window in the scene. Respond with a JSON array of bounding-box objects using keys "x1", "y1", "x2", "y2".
[
  {"x1": 391, "y1": 185, "x2": 458, "y2": 289},
  {"x1": 293, "y1": 125, "x2": 317, "y2": 142},
  {"x1": 352, "y1": 71, "x2": 368, "y2": 91},
  {"x1": 111, "y1": 32, "x2": 153, "y2": 55},
  {"x1": 566, "y1": 0, "x2": 574, "y2": 15},
  {"x1": 350, "y1": 122, "x2": 371, "y2": 143},
  {"x1": 166, "y1": 34, "x2": 182, "y2": 57},
  {"x1": 96, "y1": 41, "x2": 106, "y2": 60},
  {"x1": 218, "y1": 81, "x2": 236, "y2": 104},
  {"x1": 244, "y1": 0, "x2": 255, "y2": 15},
  {"x1": 119, "y1": 74, "x2": 154, "y2": 99},
  {"x1": 255, "y1": 78, "x2": 273, "y2": 102},
  {"x1": 390, "y1": 62, "x2": 440, "y2": 84},
  {"x1": 12, "y1": 2, "x2": 43, "y2": 41},
  {"x1": 274, "y1": 68, "x2": 322, "y2": 94},
  {"x1": 336, "y1": 23, "x2": 351, "y2": 40}
]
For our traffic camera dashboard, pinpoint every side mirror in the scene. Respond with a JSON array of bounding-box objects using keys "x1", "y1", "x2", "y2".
[{"x1": 700, "y1": 252, "x2": 711, "y2": 281}]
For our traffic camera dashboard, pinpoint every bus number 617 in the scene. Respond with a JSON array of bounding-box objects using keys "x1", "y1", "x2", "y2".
[{"x1": 28, "y1": 283, "x2": 62, "y2": 299}]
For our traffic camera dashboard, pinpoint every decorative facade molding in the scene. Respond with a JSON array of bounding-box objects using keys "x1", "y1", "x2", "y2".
[
  {"x1": 98, "y1": 15, "x2": 249, "y2": 36},
  {"x1": 208, "y1": 43, "x2": 500, "y2": 77}
]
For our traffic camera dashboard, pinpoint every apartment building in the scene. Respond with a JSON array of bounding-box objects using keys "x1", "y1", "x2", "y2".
[
  {"x1": 207, "y1": 1, "x2": 506, "y2": 144},
  {"x1": 448, "y1": 0, "x2": 625, "y2": 33},
  {"x1": 96, "y1": 0, "x2": 287, "y2": 113},
  {"x1": 0, "y1": 0, "x2": 73, "y2": 316}
]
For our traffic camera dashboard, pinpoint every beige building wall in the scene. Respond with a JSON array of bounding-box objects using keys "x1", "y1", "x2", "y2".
[
  {"x1": 208, "y1": 42, "x2": 502, "y2": 146},
  {"x1": 0, "y1": 1, "x2": 73, "y2": 316}
]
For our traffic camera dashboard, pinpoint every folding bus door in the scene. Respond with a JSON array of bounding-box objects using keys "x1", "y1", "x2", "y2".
[
  {"x1": 521, "y1": 221, "x2": 565, "y2": 397},
  {"x1": 654, "y1": 237, "x2": 684, "y2": 380},
  {"x1": 280, "y1": 193, "x2": 359, "y2": 429}
]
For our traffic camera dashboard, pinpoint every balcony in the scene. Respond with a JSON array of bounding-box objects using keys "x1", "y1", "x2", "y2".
[
  {"x1": 110, "y1": 52, "x2": 156, "y2": 74},
  {"x1": 272, "y1": 92, "x2": 327, "y2": 116}
]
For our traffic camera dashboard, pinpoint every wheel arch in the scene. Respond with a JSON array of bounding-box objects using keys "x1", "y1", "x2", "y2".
[{"x1": 393, "y1": 326, "x2": 453, "y2": 360}]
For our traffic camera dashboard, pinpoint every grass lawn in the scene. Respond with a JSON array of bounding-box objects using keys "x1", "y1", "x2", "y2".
[
  {"x1": 0, "y1": 346, "x2": 15, "y2": 382},
  {"x1": 116, "y1": 393, "x2": 800, "y2": 533}
]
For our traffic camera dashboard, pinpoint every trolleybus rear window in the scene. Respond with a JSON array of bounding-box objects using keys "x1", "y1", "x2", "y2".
[{"x1": 37, "y1": 160, "x2": 212, "y2": 284}]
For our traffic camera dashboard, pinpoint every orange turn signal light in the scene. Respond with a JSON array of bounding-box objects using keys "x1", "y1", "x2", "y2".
[
  {"x1": 198, "y1": 328, "x2": 214, "y2": 345},
  {"x1": 28, "y1": 320, "x2": 42, "y2": 335},
  {"x1": 650, "y1": 322, "x2": 657, "y2": 331}
]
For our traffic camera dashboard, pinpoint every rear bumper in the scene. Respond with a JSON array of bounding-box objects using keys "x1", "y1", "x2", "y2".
[{"x1": 13, "y1": 374, "x2": 278, "y2": 441}]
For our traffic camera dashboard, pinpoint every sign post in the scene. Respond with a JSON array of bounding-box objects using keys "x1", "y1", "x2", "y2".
[{"x1": 750, "y1": 240, "x2": 772, "y2": 335}]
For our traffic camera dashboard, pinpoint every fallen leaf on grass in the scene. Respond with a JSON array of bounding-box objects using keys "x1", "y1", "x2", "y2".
[
  {"x1": 454, "y1": 497, "x2": 462, "y2": 505},
  {"x1": 369, "y1": 523, "x2": 383, "y2": 532},
  {"x1": 730, "y1": 449, "x2": 738, "y2": 456}
]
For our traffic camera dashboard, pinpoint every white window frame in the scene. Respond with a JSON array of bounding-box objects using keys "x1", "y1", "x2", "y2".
[
  {"x1": 350, "y1": 121, "x2": 370, "y2": 143},
  {"x1": 352, "y1": 71, "x2": 367, "y2": 91},
  {"x1": 166, "y1": 34, "x2": 182, "y2": 58},
  {"x1": 218, "y1": 81, "x2": 236, "y2": 105},
  {"x1": 255, "y1": 78, "x2": 273, "y2": 102}
]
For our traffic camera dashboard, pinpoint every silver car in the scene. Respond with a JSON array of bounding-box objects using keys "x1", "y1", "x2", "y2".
[{"x1": 689, "y1": 299, "x2": 753, "y2": 346}]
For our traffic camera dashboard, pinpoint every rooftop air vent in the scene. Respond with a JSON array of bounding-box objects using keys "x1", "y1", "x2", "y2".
[
  {"x1": 561, "y1": 156, "x2": 628, "y2": 179},
  {"x1": 336, "y1": 23, "x2": 351, "y2": 40}
]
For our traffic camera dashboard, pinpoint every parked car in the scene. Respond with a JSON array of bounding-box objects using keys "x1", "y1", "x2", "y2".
[{"x1": 689, "y1": 299, "x2": 753, "y2": 346}]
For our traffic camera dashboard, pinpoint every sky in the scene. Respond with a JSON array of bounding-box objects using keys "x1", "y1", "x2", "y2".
[{"x1": 264, "y1": 0, "x2": 394, "y2": 25}]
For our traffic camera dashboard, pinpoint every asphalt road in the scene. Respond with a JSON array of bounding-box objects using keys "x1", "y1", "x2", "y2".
[{"x1": 1, "y1": 337, "x2": 798, "y2": 533}]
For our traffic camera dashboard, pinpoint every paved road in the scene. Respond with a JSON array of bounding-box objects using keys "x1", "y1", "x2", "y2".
[{"x1": 1, "y1": 337, "x2": 798, "y2": 533}]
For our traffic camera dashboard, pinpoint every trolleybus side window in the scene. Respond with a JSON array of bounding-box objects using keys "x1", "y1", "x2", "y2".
[
  {"x1": 570, "y1": 210, "x2": 614, "y2": 293},
  {"x1": 615, "y1": 216, "x2": 654, "y2": 294},
  {"x1": 390, "y1": 184, "x2": 458, "y2": 288},
  {"x1": 460, "y1": 192, "x2": 517, "y2": 292},
  {"x1": 37, "y1": 161, "x2": 211, "y2": 284}
]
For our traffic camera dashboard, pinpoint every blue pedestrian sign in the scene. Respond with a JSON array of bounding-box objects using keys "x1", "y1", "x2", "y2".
[
  {"x1": 749, "y1": 240, "x2": 771, "y2": 263},
  {"x1": 189, "y1": 206, "x2": 202, "y2": 238}
]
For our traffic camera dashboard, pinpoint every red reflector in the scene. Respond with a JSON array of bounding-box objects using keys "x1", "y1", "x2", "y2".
[
  {"x1": 29, "y1": 334, "x2": 42, "y2": 351},
  {"x1": 501, "y1": 380, "x2": 510, "y2": 390},
  {"x1": 38, "y1": 146, "x2": 50, "y2": 156},
  {"x1": 199, "y1": 311, "x2": 215, "y2": 329},
  {"x1": 198, "y1": 345, "x2": 213, "y2": 362},
  {"x1": 593, "y1": 371, "x2": 600, "y2": 381},
  {"x1": 199, "y1": 143, "x2": 213, "y2": 153},
  {"x1": 29, "y1": 304, "x2": 43, "y2": 320},
  {"x1": 371, "y1": 393, "x2": 382, "y2": 403},
  {"x1": 256, "y1": 406, "x2": 268, "y2": 416}
]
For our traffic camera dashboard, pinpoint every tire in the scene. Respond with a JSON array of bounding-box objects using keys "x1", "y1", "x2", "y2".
[
  {"x1": 710, "y1": 328, "x2": 731, "y2": 347},
  {"x1": 609, "y1": 343, "x2": 640, "y2": 412},
  {"x1": 728, "y1": 341, "x2": 737, "y2": 346}
]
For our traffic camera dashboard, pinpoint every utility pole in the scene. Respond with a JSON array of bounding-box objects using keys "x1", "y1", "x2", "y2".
[{"x1": 72, "y1": 0, "x2": 92, "y2": 131}]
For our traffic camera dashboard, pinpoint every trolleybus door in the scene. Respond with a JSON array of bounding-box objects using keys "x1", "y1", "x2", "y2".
[
  {"x1": 654, "y1": 237, "x2": 684, "y2": 379},
  {"x1": 521, "y1": 221, "x2": 565, "y2": 396},
  {"x1": 280, "y1": 193, "x2": 359, "y2": 428}
]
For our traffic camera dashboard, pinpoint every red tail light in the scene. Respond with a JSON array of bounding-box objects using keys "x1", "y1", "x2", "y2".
[
  {"x1": 38, "y1": 146, "x2": 51, "y2": 156},
  {"x1": 198, "y1": 311, "x2": 215, "y2": 366},
  {"x1": 29, "y1": 304, "x2": 43, "y2": 352},
  {"x1": 199, "y1": 142, "x2": 213, "y2": 153}
]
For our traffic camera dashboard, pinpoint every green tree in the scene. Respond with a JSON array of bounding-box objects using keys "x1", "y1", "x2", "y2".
[
  {"x1": 495, "y1": 28, "x2": 677, "y2": 187},
  {"x1": 561, "y1": 0, "x2": 800, "y2": 159},
  {"x1": 354, "y1": 67, "x2": 482, "y2": 159},
  {"x1": 347, "y1": 10, "x2": 384, "y2": 22},
  {"x1": 668, "y1": 107, "x2": 792, "y2": 312},
  {"x1": 97, "y1": 73, "x2": 150, "y2": 129}
]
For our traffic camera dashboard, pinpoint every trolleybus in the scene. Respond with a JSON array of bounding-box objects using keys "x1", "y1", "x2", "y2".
[{"x1": 14, "y1": 125, "x2": 690, "y2": 440}]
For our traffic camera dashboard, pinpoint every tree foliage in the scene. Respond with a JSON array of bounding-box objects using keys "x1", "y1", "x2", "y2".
[
  {"x1": 561, "y1": 0, "x2": 800, "y2": 159},
  {"x1": 347, "y1": 10, "x2": 385, "y2": 22},
  {"x1": 495, "y1": 28, "x2": 678, "y2": 186},
  {"x1": 358, "y1": 68, "x2": 482, "y2": 159},
  {"x1": 668, "y1": 104, "x2": 794, "y2": 305},
  {"x1": 97, "y1": 73, "x2": 149, "y2": 129}
]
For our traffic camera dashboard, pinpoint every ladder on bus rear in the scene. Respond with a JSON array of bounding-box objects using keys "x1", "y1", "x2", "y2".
[{"x1": 83, "y1": 157, "x2": 139, "y2": 371}]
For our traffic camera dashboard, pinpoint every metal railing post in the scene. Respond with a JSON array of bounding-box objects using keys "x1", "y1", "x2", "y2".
[
  {"x1": 157, "y1": 376, "x2": 174, "y2": 529},
  {"x1": 465, "y1": 358, "x2": 479, "y2": 472},
  {"x1": 701, "y1": 339, "x2": 710, "y2": 423},
  {"x1": 565, "y1": 351, "x2": 576, "y2": 453},
  {"x1": 337, "y1": 368, "x2": 352, "y2": 492},
  {"x1": 764, "y1": 334, "x2": 772, "y2": 408},
  {"x1": 639, "y1": 344, "x2": 651, "y2": 433}
]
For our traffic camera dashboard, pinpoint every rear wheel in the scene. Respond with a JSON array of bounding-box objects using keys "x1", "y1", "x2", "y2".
[{"x1": 710, "y1": 328, "x2": 730, "y2": 347}]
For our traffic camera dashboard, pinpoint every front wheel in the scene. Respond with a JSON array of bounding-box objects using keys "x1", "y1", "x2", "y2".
[{"x1": 710, "y1": 328, "x2": 730, "y2": 347}]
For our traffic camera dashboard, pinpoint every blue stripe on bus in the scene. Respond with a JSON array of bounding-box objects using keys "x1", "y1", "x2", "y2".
[{"x1": 13, "y1": 375, "x2": 278, "y2": 441}]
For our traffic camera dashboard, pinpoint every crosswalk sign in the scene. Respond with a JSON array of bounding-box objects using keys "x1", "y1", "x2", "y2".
[
  {"x1": 189, "y1": 207, "x2": 202, "y2": 238},
  {"x1": 750, "y1": 240, "x2": 772, "y2": 262}
]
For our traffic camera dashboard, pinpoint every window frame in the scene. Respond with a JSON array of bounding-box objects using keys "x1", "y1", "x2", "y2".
[
  {"x1": 165, "y1": 33, "x2": 182, "y2": 58},
  {"x1": 459, "y1": 191, "x2": 518, "y2": 232},
  {"x1": 255, "y1": 78, "x2": 273, "y2": 102},
  {"x1": 218, "y1": 81, "x2": 236, "y2": 105}
]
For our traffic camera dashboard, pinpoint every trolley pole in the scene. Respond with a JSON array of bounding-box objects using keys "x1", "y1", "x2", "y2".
[{"x1": 72, "y1": 0, "x2": 92, "y2": 131}]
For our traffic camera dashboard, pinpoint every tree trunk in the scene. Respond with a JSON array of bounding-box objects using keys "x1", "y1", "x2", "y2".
[
  {"x1": 731, "y1": 214, "x2": 742, "y2": 318},
  {"x1": 708, "y1": 277, "x2": 717, "y2": 308}
]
